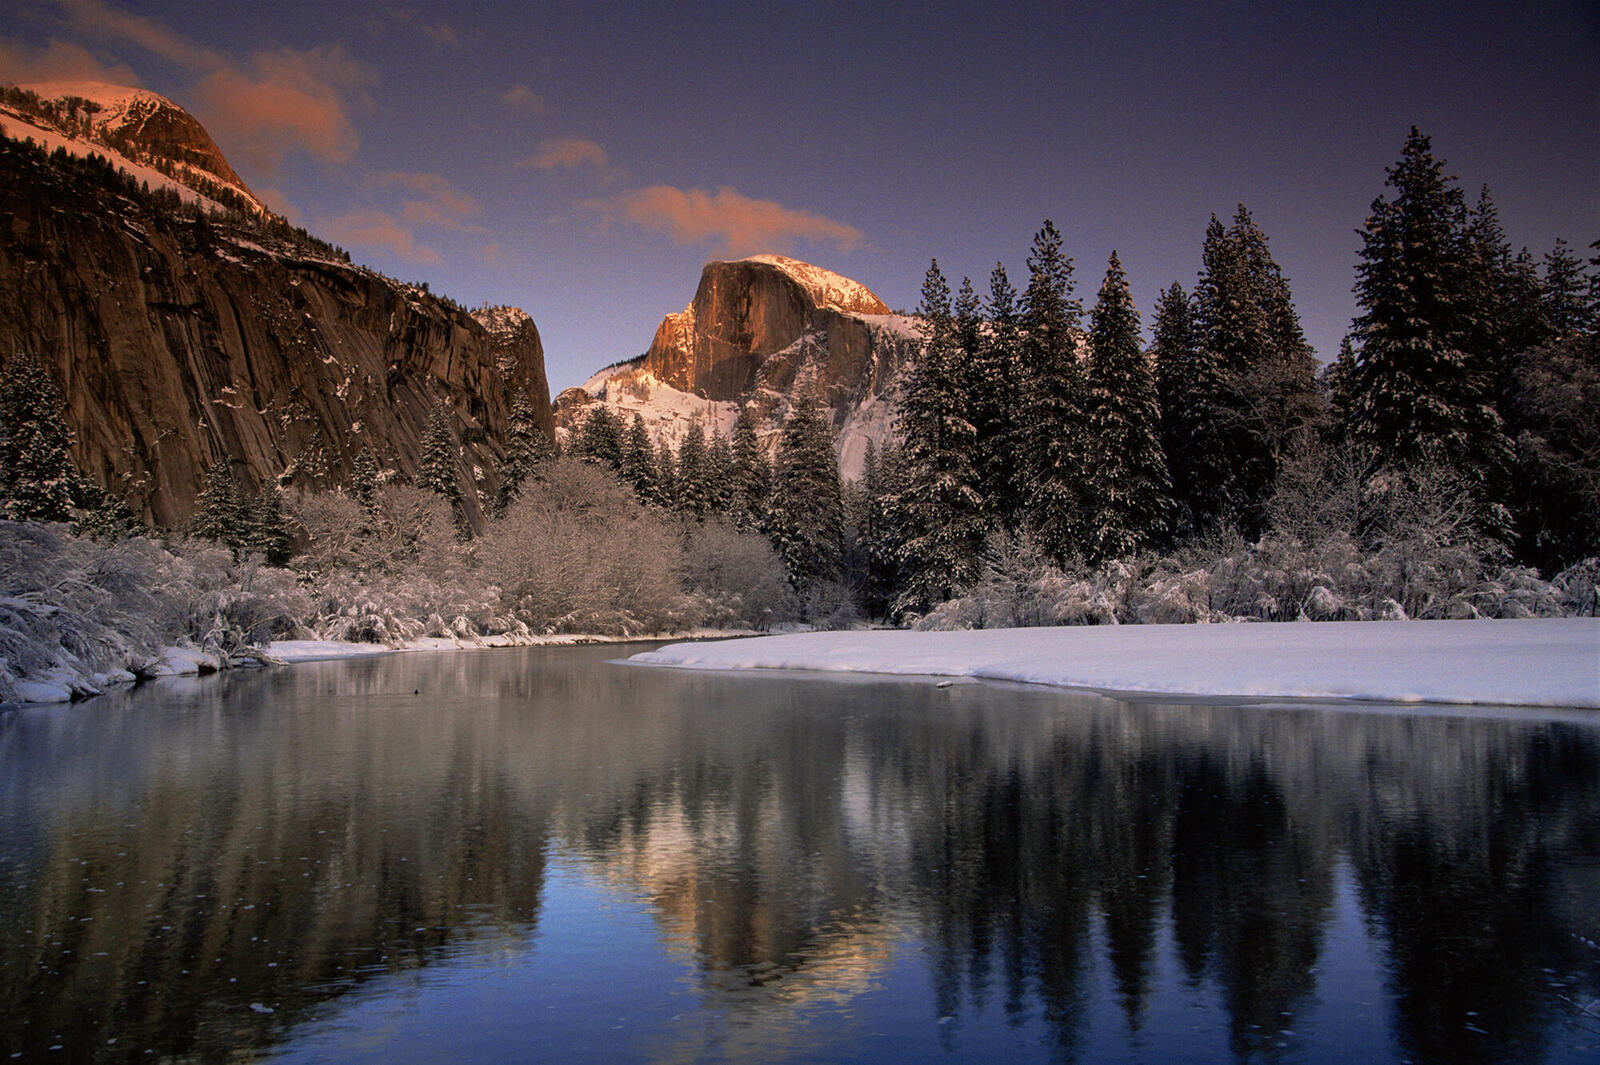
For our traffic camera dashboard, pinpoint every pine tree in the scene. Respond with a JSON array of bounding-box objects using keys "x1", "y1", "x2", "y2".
[
  {"x1": 1350, "y1": 128, "x2": 1514, "y2": 541},
  {"x1": 620, "y1": 412, "x2": 662, "y2": 506},
  {"x1": 1543, "y1": 238, "x2": 1592, "y2": 338},
  {"x1": 245, "y1": 487, "x2": 294, "y2": 565},
  {"x1": 705, "y1": 430, "x2": 733, "y2": 514},
  {"x1": 727, "y1": 405, "x2": 771, "y2": 532},
  {"x1": 768, "y1": 395, "x2": 844, "y2": 592},
  {"x1": 0, "y1": 352, "x2": 77, "y2": 522},
  {"x1": 974, "y1": 262, "x2": 1024, "y2": 525},
  {"x1": 674, "y1": 422, "x2": 711, "y2": 516},
  {"x1": 192, "y1": 459, "x2": 246, "y2": 545},
  {"x1": 418, "y1": 402, "x2": 460, "y2": 501},
  {"x1": 1192, "y1": 205, "x2": 1322, "y2": 536},
  {"x1": 1082, "y1": 252, "x2": 1169, "y2": 562},
  {"x1": 495, "y1": 393, "x2": 552, "y2": 514},
  {"x1": 352, "y1": 445, "x2": 381, "y2": 514},
  {"x1": 1018, "y1": 220, "x2": 1086, "y2": 564},
  {"x1": 896, "y1": 259, "x2": 985, "y2": 615},
  {"x1": 572, "y1": 404, "x2": 623, "y2": 471},
  {"x1": 1149, "y1": 282, "x2": 1199, "y2": 536},
  {"x1": 655, "y1": 438, "x2": 678, "y2": 505},
  {"x1": 859, "y1": 438, "x2": 910, "y2": 619}
]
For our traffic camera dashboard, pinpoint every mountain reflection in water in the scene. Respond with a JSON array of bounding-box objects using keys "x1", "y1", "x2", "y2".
[{"x1": 0, "y1": 644, "x2": 1595, "y2": 1064}]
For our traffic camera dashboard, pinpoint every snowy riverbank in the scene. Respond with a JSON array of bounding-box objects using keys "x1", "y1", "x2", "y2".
[{"x1": 629, "y1": 619, "x2": 1600, "y2": 708}]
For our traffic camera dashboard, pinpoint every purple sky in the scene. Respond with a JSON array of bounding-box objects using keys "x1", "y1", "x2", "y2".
[{"x1": 4, "y1": 0, "x2": 1597, "y2": 391}]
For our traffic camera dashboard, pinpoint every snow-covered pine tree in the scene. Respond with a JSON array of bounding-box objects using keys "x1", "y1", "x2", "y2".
[
  {"x1": 727, "y1": 406, "x2": 771, "y2": 533},
  {"x1": 859, "y1": 438, "x2": 909, "y2": 620},
  {"x1": 768, "y1": 394, "x2": 844, "y2": 593},
  {"x1": 1350, "y1": 128, "x2": 1514, "y2": 542},
  {"x1": 573, "y1": 404, "x2": 623, "y2": 471},
  {"x1": 705, "y1": 430, "x2": 733, "y2": 514},
  {"x1": 1543, "y1": 237, "x2": 1593, "y2": 339},
  {"x1": 895, "y1": 260, "x2": 984, "y2": 616},
  {"x1": 1149, "y1": 282, "x2": 1198, "y2": 537},
  {"x1": 191, "y1": 459, "x2": 246, "y2": 546},
  {"x1": 495, "y1": 393, "x2": 552, "y2": 514},
  {"x1": 418, "y1": 402, "x2": 461, "y2": 500},
  {"x1": 0, "y1": 352, "x2": 77, "y2": 523},
  {"x1": 352, "y1": 445, "x2": 381, "y2": 514},
  {"x1": 975, "y1": 262, "x2": 1024, "y2": 525},
  {"x1": 245, "y1": 487, "x2": 294, "y2": 566},
  {"x1": 1082, "y1": 252, "x2": 1170, "y2": 562},
  {"x1": 1018, "y1": 220, "x2": 1086, "y2": 565},
  {"x1": 655, "y1": 438, "x2": 678, "y2": 505},
  {"x1": 620, "y1": 412, "x2": 662, "y2": 507},
  {"x1": 674, "y1": 422, "x2": 711, "y2": 516},
  {"x1": 1192, "y1": 205, "x2": 1322, "y2": 536}
]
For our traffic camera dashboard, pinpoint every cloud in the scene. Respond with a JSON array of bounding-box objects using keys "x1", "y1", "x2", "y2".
[
  {"x1": 518, "y1": 137, "x2": 608, "y2": 171},
  {"x1": 586, "y1": 185, "x2": 864, "y2": 256},
  {"x1": 0, "y1": 36, "x2": 139, "y2": 85},
  {"x1": 369, "y1": 170, "x2": 484, "y2": 231},
  {"x1": 47, "y1": 1, "x2": 374, "y2": 176},
  {"x1": 387, "y1": 7, "x2": 460, "y2": 47},
  {"x1": 500, "y1": 83, "x2": 544, "y2": 114},
  {"x1": 191, "y1": 44, "x2": 374, "y2": 173},
  {"x1": 322, "y1": 208, "x2": 440, "y2": 264}
]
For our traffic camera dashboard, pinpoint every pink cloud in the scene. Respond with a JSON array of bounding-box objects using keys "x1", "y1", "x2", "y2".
[
  {"x1": 588, "y1": 185, "x2": 864, "y2": 256},
  {"x1": 0, "y1": 37, "x2": 140, "y2": 85},
  {"x1": 500, "y1": 83, "x2": 545, "y2": 113},
  {"x1": 54, "y1": 0, "x2": 224, "y2": 69},
  {"x1": 323, "y1": 208, "x2": 441, "y2": 265},
  {"x1": 370, "y1": 170, "x2": 484, "y2": 231},
  {"x1": 192, "y1": 45, "x2": 374, "y2": 173},
  {"x1": 518, "y1": 137, "x2": 608, "y2": 171}
]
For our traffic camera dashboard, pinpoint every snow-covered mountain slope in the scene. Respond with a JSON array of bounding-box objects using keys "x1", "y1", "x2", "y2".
[
  {"x1": 562, "y1": 257, "x2": 921, "y2": 479},
  {"x1": 2, "y1": 80, "x2": 267, "y2": 215}
]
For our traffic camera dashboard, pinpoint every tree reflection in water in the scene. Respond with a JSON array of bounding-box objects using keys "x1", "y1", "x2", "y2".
[{"x1": 0, "y1": 645, "x2": 1595, "y2": 1063}]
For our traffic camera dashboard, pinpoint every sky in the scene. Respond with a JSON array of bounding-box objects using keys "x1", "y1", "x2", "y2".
[{"x1": 2, "y1": 0, "x2": 1596, "y2": 393}]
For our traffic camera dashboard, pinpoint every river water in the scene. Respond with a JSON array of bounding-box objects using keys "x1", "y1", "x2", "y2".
[{"x1": 1, "y1": 643, "x2": 1596, "y2": 1064}]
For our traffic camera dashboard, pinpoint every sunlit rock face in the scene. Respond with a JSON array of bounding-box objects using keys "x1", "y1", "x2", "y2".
[
  {"x1": 572, "y1": 255, "x2": 920, "y2": 478},
  {"x1": 0, "y1": 125, "x2": 552, "y2": 529}
]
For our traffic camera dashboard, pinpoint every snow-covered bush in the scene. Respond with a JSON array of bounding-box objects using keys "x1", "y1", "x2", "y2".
[{"x1": 675, "y1": 517, "x2": 796, "y2": 631}]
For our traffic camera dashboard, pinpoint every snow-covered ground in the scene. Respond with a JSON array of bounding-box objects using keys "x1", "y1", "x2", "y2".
[{"x1": 628, "y1": 620, "x2": 1600, "y2": 708}]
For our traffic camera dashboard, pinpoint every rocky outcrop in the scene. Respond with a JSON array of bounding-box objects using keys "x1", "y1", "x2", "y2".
[
  {"x1": 0, "y1": 135, "x2": 551, "y2": 529},
  {"x1": 576, "y1": 255, "x2": 919, "y2": 478}
]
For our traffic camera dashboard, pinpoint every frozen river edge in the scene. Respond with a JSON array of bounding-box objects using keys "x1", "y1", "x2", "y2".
[{"x1": 627, "y1": 619, "x2": 1600, "y2": 709}]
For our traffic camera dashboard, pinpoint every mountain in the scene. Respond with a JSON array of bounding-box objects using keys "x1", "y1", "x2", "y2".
[
  {"x1": 561, "y1": 255, "x2": 921, "y2": 478},
  {"x1": 0, "y1": 84, "x2": 552, "y2": 529}
]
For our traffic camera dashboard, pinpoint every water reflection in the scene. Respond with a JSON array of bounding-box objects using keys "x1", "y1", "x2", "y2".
[{"x1": 0, "y1": 646, "x2": 1596, "y2": 1063}]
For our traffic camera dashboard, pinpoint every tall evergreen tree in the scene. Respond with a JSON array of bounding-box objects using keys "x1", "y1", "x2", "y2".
[
  {"x1": 418, "y1": 403, "x2": 460, "y2": 499},
  {"x1": 495, "y1": 394, "x2": 553, "y2": 513},
  {"x1": 351, "y1": 445, "x2": 381, "y2": 515},
  {"x1": 572, "y1": 404, "x2": 623, "y2": 471},
  {"x1": 191, "y1": 459, "x2": 246, "y2": 545},
  {"x1": 655, "y1": 438, "x2": 678, "y2": 505},
  {"x1": 0, "y1": 352, "x2": 77, "y2": 523},
  {"x1": 1018, "y1": 219, "x2": 1086, "y2": 564},
  {"x1": 727, "y1": 405, "x2": 771, "y2": 532},
  {"x1": 245, "y1": 487, "x2": 294, "y2": 566},
  {"x1": 704, "y1": 430, "x2": 734, "y2": 514},
  {"x1": 1082, "y1": 252, "x2": 1170, "y2": 562},
  {"x1": 1192, "y1": 205, "x2": 1322, "y2": 536},
  {"x1": 1543, "y1": 237, "x2": 1593, "y2": 338},
  {"x1": 1148, "y1": 281, "x2": 1200, "y2": 535},
  {"x1": 620, "y1": 412, "x2": 662, "y2": 507},
  {"x1": 896, "y1": 260, "x2": 985, "y2": 614},
  {"x1": 974, "y1": 262, "x2": 1024, "y2": 525},
  {"x1": 768, "y1": 395, "x2": 844, "y2": 592},
  {"x1": 859, "y1": 439, "x2": 910, "y2": 620},
  {"x1": 1350, "y1": 128, "x2": 1513, "y2": 540},
  {"x1": 674, "y1": 422, "x2": 711, "y2": 516}
]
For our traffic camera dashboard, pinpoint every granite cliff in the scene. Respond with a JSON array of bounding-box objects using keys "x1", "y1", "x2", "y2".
[
  {"x1": 0, "y1": 88, "x2": 552, "y2": 530},
  {"x1": 565, "y1": 255, "x2": 920, "y2": 478}
]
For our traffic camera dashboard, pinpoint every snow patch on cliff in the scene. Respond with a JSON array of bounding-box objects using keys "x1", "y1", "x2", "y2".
[{"x1": 739, "y1": 255, "x2": 889, "y2": 315}]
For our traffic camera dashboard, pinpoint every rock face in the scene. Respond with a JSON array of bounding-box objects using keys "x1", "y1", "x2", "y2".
[
  {"x1": 576, "y1": 255, "x2": 919, "y2": 478},
  {"x1": 0, "y1": 134, "x2": 551, "y2": 529}
]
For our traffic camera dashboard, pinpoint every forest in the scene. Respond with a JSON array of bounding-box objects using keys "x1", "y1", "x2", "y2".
[{"x1": 1, "y1": 127, "x2": 1597, "y2": 703}]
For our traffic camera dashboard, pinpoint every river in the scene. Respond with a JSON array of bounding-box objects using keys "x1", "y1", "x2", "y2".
[{"x1": 1, "y1": 643, "x2": 1596, "y2": 1063}]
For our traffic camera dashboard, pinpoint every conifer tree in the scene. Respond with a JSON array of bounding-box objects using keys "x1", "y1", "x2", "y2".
[
  {"x1": 1148, "y1": 282, "x2": 1199, "y2": 535},
  {"x1": 768, "y1": 395, "x2": 844, "y2": 592},
  {"x1": 1018, "y1": 219, "x2": 1086, "y2": 564},
  {"x1": 245, "y1": 487, "x2": 294, "y2": 565},
  {"x1": 1350, "y1": 128, "x2": 1513, "y2": 540},
  {"x1": 705, "y1": 430, "x2": 733, "y2": 514},
  {"x1": 655, "y1": 438, "x2": 678, "y2": 504},
  {"x1": 1543, "y1": 238, "x2": 1593, "y2": 338},
  {"x1": 727, "y1": 405, "x2": 771, "y2": 532},
  {"x1": 859, "y1": 439, "x2": 910, "y2": 619},
  {"x1": 974, "y1": 262, "x2": 1024, "y2": 524},
  {"x1": 192, "y1": 459, "x2": 246, "y2": 545},
  {"x1": 1082, "y1": 253, "x2": 1170, "y2": 561},
  {"x1": 352, "y1": 445, "x2": 381, "y2": 514},
  {"x1": 896, "y1": 259, "x2": 984, "y2": 615},
  {"x1": 674, "y1": 422, "x2": 711, "y2": 516},
  {"x1": 573, "y1": 404, "x2": 623, "y2": 471},
  {"x1": 495, "y1": 394, "x2": 552, "y2": 514},
  {"x1": 0, "y1": 352, "x2": 77, "y2": 523},
  {"x1": 418, "y1": 403, "x2": 461, "y2": 500},
  {"x1": 620, "y1": 412, "x2": 662, "y2": 506},
  {"x1": 1192, "y1": 205, "x2": 1322, "y2": 536}
]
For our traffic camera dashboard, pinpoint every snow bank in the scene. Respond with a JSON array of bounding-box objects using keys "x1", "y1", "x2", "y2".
[{"x1": 628, "y1": 619, "x2": 1600, "y2": 708}]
